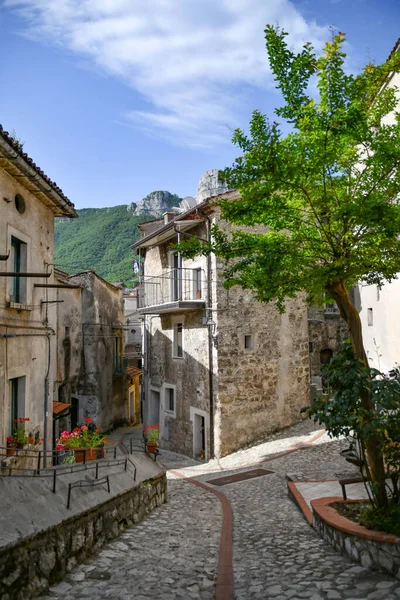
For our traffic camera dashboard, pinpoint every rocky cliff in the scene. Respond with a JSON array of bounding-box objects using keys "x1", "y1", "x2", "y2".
[{"x1": 127, "y1": 190, "x2": 182, "y2": 217}]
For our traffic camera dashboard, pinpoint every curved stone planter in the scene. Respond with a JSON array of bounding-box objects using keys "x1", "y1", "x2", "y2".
[{"x1": 312, "y1": 497, "x2": 400, "y2": 579}]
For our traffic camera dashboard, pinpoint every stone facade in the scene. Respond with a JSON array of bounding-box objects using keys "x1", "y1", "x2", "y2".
[
  {"x1": 55, "y1": 270, "x2": 126, "y2": 432},
  {"x1": 0, "y1": 132, "x2": 77, "y2": 459},
  {"x1": 136, "y1": 194, "x2": 313, "y2": 460}
]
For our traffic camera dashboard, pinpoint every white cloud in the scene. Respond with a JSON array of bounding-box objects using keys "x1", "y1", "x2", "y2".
[{"x1": 4, "y1": 0, "x2": 330, "y2": 147}]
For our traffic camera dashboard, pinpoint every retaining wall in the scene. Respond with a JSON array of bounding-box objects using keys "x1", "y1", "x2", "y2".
[
  {"x1": 0, "y1": 462, "x2": 166, "y2": 600},
  {"x1": 312, "y1": 497, "x2": 400, "y2": 580}
]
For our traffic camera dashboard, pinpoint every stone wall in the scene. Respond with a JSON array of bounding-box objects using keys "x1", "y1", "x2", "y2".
[
  {"x1": 56, "y1": 271, "x2": 127, "y2": 432},
  {"x1": 213, "y1": 211, "x2": 310, "y2": 457},
  {"x1": 0, "y1": 472, "x2": 167, "y2": 600}
]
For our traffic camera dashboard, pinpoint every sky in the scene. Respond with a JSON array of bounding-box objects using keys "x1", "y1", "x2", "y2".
[{"x1": 1, "y1": 0, "x2": 399, "y2": 209}]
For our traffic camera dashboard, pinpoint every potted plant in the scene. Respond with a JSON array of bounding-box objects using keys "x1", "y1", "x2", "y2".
[
  {"x1": 144, "y1": 425, "x2": 159, "y2": 454},
  {"x1": 6, "y1": 436, "x2": 16, "y2": 456},
  {"x1": 11, "y1": 418, "x2": 35, "y2": 449},
  {"x1": 56, "y1": 418, "x2": 112, "y2": 463}
]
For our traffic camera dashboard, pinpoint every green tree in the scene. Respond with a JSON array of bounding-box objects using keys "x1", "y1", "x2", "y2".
[{"x1": 179, "y1": 29, "x2": 400, "y2": 507}]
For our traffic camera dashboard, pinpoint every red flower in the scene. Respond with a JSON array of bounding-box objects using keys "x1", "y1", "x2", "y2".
[{"x1": 83, "y1": 417, "x2": 92, "y2": 423}]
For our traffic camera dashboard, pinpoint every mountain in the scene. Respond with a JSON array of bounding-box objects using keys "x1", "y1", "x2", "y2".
[
  {"x1": 54, "y1": 191, "x2": 181, "y2": 285},
  {"x1": 128, "y1": 190, "x2": 181, "y2": 216}
]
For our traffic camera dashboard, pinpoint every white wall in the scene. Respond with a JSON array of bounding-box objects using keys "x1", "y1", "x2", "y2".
[{"x1": 359, "y1": 70, "x2": 400, "y2": 372}]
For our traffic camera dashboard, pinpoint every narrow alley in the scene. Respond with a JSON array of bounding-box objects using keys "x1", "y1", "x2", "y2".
[{"x1": 42, "y1": 421, "x2": 400, "y2": 600}]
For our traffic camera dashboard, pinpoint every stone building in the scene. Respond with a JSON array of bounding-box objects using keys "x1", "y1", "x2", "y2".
[
  {"x1": 0, "y1": 125, "x2": 77, "y2": 460},
  {"x1": 133, "y1": 187, "x2": 311, "y2": 459},
  {"x1": 54, "y1": 269, "x2": 126, "y2": 439}
]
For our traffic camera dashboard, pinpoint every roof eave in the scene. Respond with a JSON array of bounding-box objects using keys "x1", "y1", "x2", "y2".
[{"x1": 0, "y1": 130, "x2": 77, "y2": 218}]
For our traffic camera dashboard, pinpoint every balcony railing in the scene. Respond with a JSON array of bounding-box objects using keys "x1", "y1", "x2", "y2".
[
  {"x1": 324, "y1": 303, "x2": 340, "y2": 314},
  {"x1": 138, "y1": 268, "x2": 206, "y2": 312}
]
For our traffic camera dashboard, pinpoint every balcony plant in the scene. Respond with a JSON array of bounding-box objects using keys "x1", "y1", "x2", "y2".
[
  {"x1": 144, "y1": 425, "x2": 159, "y2": 454},
  {"x1": 56, "y1": 418, "x2": 111, "y2": 463}
]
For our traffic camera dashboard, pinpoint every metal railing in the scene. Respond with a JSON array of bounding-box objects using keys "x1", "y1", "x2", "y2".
[
  {"x1": 138, "y1": 268, "x2": 206, "y2": 309},
  {"x1": 0, "y1": 445, "x2": 137, "y2": 492},
  {"x1": 324, "y1": 303, "x2": 340, "y2": 314}
]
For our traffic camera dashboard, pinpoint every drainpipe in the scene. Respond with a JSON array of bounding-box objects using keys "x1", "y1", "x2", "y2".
[
  {"x1": 205, "y1": 216, "x2": 215, "y2": 459},
  {"x1": 43, "y1": 334, "x2": 51, "y2": 467}
]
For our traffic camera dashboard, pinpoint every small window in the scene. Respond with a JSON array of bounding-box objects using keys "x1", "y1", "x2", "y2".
[
  {"x1": 376, "y1": 287, "x2": 380, "y2": 302},
  {"x1": 15, "y1": 194, "x2": 26, "y2": 214},
  {"x1": 367, "y1": 308, "x2": 373, "y2": 326},
  {"x1": 10, "y1": 236, "x2": 27, "y2": 304},
  {"x1": 193, "y1": 268, "x2": 202, "y2": 299},
  {"x1": 10, "y1": 376, "x2": 26, "y2": 434},
  {"x1": 244, "y1": 335, "x2": 254, "y2": 350},
  {"x1": 173, "y1": 322, "x2": 183, "y2": 358},
  {"x1": 165, "y1": 387, "x2": 175, "y2": 413}
]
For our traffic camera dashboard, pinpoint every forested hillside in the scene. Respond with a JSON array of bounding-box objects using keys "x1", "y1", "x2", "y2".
[
  {"x1": 54, "y1": 205, "x2": 142, "y2": 285},
  {"x1": 54, "y1": 191, "x2": 181, "y2": 285}
]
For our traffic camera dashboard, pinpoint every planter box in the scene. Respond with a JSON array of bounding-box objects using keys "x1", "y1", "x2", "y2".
[
  {"x1": 73, "y1": 447, "x2": 105, "y2": 463},
  {"x1": 312, "y1": 497, "x2": 400, "y2": 579}
]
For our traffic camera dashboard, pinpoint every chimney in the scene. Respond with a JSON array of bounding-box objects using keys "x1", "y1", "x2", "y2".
[{"x1": 163, "y1": 212, "x2": 176, "y2": 224}]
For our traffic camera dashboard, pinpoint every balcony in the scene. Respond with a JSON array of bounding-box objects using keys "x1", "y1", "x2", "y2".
[
  {"x1": 138, "y1": 268, "x2": 206, "y2": 314},
  {"x1": 323, "y1": 303, "x2": 340, "y2": 315}
]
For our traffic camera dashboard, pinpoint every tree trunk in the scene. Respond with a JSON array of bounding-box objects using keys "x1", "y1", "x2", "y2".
[{"x1": 327, "y1": 281, "x2": 388, "y2": 508}]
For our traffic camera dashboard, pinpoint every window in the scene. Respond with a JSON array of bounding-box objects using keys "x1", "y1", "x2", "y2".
[
  {"x1": 173, "y1": 322, "x2": 183, "y2": 358},
  {"x1": 171, "y1": 254, "x2": 182, "y2": 301},
  {"x1": 15, "y1": 194, "x2": 26, "y2": 214},
  {"x1": 368, "y1": 308, "x2": 373, "y2": 326},
  {"x1": 10, "y1": 236, "x2": 27, "y2": 304},
  {"x1": 114, "y1": 336, "x2": 120, "y2": 371},
  {"x1": 165, "y1": 386, "x2": 175, "y2": 414},
  {"x1": 193, "y1": 268, "x2": 202, "y2": 299},
  {"x1": 244, "y1": 334, "x2": 254, "y2": 350},
  {"x1": 10, "y1": 376, "x2": 26, "y2": 433}
]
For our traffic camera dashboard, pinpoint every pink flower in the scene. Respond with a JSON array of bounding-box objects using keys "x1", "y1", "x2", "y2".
[
  {"x1": 81, "y1": 425, "x2": 88, "y2": 431},
  {"x1": 56, "y1": 443, "x2": 66, "y2": 451}
]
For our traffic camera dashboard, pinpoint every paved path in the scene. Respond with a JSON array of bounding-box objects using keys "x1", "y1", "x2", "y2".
[{"x1": 44, "y1": 421, "x2": 400, "y2": 600}]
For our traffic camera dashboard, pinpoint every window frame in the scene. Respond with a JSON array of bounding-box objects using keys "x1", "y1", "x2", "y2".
[
  {"x1": 163, "y1": 384, "x2": 176, "y2": 418},
  {"x1": 172, "y1": 320, "x2": 184, "y2": 359}
]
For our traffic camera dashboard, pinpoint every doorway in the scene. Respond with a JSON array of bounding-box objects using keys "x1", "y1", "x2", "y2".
[
  {"x1": 193, "y1": 413, "x2": 205, "y2": 459},
  {"x1": 149, "y1": 389, "x2": 160, "y2": 426}
]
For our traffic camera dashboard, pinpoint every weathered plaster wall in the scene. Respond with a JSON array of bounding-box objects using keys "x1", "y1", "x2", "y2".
[
  {"x1": 57, "y1": 272, "x2": 126, "y2": 431},
  {"x1": 147, "y1": 310, "x2": 210, "y2": 457},
  {"x1": 0, "y1": 168, "x2": 58, "y2": 452}
]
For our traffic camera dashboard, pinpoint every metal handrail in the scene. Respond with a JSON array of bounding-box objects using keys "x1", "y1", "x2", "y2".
[{"x1": 67, "y1": 475, "x2": 111, "y2": 509}]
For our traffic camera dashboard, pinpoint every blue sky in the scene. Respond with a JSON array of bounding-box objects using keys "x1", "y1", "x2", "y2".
[{"x1": 1, "y1": 0, "x2": 399, "y2": 209}]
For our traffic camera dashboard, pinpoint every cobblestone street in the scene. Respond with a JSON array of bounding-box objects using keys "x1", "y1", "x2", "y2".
[{"x1": 44, "y1": 421, "x2": 400, "y2": 600}]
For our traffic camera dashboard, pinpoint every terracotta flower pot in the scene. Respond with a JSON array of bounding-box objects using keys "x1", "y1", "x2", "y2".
[
  {"x1": 6, "y1": 447, "x2": 15, "y2": 456},
  {"x1": 146, "y1": 442, "x2": 157, "y2": 454},
  {"x1": 74, "y1": 447, "x2": 105, "y2": 463}
]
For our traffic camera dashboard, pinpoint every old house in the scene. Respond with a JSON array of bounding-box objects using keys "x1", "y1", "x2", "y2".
[
  {"x1": 133, "y1": 186, "x2": 311, "y2": 460},
  {"x1": 357, "y1": 38, "x2": 400, "y2": 373},
  {"x1": 54, "y1": 269, "x2": 126, "y2": 439},
  {"x1": 0, "y1": 126, "x2": 77, "y2": 460}
]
